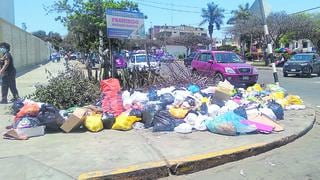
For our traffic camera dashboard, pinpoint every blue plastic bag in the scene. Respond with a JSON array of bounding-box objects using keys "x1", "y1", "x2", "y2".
[
  {"x1": 233, "y1": 106, "x2": 247, "y2": 119},
  {"x1": 148, "y1": 88, "x2": 159, "y2": 101},
  {"x1": 267, "y1": 101, "x2": 284, "y2": 120},
  {"x1": 187, "y1": 84, "x2": 200, "y2": 94},
  {"x1": 13, "y1": 117, "x2": 40, "y2": 129},
  {"x1": 205, "y1": 111, "x2": 256, "y2": 136},
  {"x1": 159, "y1": 93, "x2": 174, "y2": 106}
]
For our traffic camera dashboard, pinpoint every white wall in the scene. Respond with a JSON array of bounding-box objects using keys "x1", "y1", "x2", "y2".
[
  {"x1": 166, "y1": 45, "x2": 187, "y2": 57},
  {"x1": 0, "y1": 18, "x2": 50, "y2": 71},
  {"x1": 0, "y1": 0, "x2": 14, "y2": 24}
]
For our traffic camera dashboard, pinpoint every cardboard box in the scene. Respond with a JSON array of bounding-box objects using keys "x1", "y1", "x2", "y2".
[
  {"x1": 248, "y1": 114, "x2": 284, "y2": 132},
  {"x1": 60, "y1": 108, "x2": 87, "y2": 133},
  {"x1": 3, "y1": 126, "x2": 45, "y2": 140}
]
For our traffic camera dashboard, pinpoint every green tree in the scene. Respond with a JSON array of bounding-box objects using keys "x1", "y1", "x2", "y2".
[
  {"x1": 32, "y1": 30, "x2": 62, "y2": 50},
  {"x1": 47, "y1": 0, "x2": 140, "y2": 78},
  {"x1": 32, "y1": 30, "x2": 47, "y2": 40},
  {"x1": 266, "y1": 12, "x2": 292, "y2": 48},
  {"x1": 200, "y1": 2, "x2": 225, "y2": 40},
  {"x1": 227, "y1": 3, "x2": 250, "y2": 25}
]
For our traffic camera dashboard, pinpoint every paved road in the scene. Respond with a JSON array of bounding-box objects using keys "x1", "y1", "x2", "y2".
[
  {"x1": 165, "y1": 69, "x2": 320, "y2": 180},
  {"x1": 258, "y1": 69, "x2": 320, "y2": 107}
]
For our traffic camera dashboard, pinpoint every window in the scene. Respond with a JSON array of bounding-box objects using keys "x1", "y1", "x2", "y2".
[
  {"x1": 302, "y1": 41, "x2": 308, "y2": 48},
  {"x1": 199, "y1": 53, "x2": 213, "y2": 62},
  {"x1": 214, "y1": 53, "x2": 242, "y2": 63}
]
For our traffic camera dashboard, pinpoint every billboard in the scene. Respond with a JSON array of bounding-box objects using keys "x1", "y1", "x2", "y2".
[{"x1": 106, "y1": 9, "x2": 145, "y2": 39}]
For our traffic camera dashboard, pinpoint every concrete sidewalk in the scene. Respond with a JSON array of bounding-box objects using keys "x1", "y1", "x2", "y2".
[{"x1": 0, "y1": 61, "x2": 316, "y2": 180}]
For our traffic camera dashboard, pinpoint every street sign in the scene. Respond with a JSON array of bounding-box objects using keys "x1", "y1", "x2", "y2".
[
  {"x1": 106, "y1": 9, "x2": 145, "y2": 39},
  {"x1": 250, "y1": 0, "x2": 272, "y2": 20}
]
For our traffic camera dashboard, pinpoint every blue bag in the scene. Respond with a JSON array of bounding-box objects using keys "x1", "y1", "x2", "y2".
[{"x1": 205, "y1": 111, "x2": 256, "y2": 136}]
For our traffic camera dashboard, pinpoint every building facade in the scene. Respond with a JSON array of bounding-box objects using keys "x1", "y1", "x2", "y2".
[
  {"x1": 0, "y1": 0, "x2": 15, "y2": 24},
  {"x1": 281, "y1": 39, "x2": 315, "y2": 53},
  {"x1": 149, "y1": 25, "x2": 207, "y2": 40}
]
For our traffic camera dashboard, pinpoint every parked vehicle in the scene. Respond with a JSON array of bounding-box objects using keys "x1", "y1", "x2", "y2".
[
  {"x1": 160, "y1": 54, "x2": 175, "y2": 63},
  {"x1": 283, "y1": 53, "x2": 320, "y2": 78},
  {"x1": 184, "y1": 52, "x2": 197, "y2": 67},
  {"x1": 191, "y1": 50, "x2": 259, "y2": 87},
  {"x1": 128, "y1": 54, "x2": 160, "y2": 71},
  {"x1": 50, "y1": 53, "x2": 61, "y2": 62},
  {"x1": 113, "y1": 54, "x2": 127, "y2": 69}
]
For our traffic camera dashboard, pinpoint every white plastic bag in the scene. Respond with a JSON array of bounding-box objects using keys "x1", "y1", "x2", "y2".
[
  {"x1": 225, "y1": 100, "x2": 240, "y2": 111},
  {"x1": 194, "y1": 115, "x2": 208, "y2": 131},
  {"x1": 157, "y1": 86, "x2": 175, "y2": 96},
  {"x1": 122, "y1": 91, "x2": 132, "y2": 106},
  {"x1": 208, "y1": 104, "x2": 220, "y2": 117},
  {"x1": 130, "y1": 91, "x2": 149, "y2": 102},
  {"x1": 174, "y1": 123, "x2": 193, "y2": 134},
  {"x1": 260, "y1": 107, "x2": 277, "y2": 120},
  {"x1": 184, "y1": 113, "x2": 198, "y2": 126}
]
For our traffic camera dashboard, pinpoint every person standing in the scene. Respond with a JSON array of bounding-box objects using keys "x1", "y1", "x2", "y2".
[{"x1": 0, "y1": 42, "x2": 19, "y2": 104}]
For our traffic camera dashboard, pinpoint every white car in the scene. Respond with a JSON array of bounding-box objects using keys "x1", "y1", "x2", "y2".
[{"x1": 128, "y1": 54, "x2": 160, "y2": 71}]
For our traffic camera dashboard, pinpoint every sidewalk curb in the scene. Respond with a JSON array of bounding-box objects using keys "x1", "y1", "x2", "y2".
[
  {"x1": 256, "y1": 67, "x2": 283, "y2": 71},
  {"x1": 78, "y1": 111, "x2": 316, "y2": 180}
]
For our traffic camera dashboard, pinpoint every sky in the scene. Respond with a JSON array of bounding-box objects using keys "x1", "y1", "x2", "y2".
[{"x1": 14, "y1": 0, "x2": 320, "y2": 39}]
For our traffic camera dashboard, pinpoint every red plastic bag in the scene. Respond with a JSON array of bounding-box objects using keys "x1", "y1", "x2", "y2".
[
  {"x1": 15, "y1": 103, "x2": 40, "y2": 122},
  {"x1": 101, "y1": 78, "x2": 121, "y2": 92},
  {"x1": 100, "y1": 78, "x2": 124, "y2": 116}
]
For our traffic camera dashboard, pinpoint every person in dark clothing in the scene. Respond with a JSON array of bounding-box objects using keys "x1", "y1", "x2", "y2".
[{"x1": 0, "y1": 42, "x2": 19, "y2": 104}]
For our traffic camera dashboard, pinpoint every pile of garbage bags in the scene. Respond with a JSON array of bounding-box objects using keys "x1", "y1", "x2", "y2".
[{"x1": 3, "y1": 78, "x2": 305, "y2": 140}]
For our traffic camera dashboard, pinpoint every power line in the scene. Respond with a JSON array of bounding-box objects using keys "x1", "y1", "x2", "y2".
[
  {"x1": 137, "y1": 2, "x2": 201, "y2": 13},
  {"x1": 289, "y1": 6, "x2": 320, "y2": 15},
  {"x1": 135, "y1": 1, "x2": 232, "y2": 14},
  {"x1": 135, "y1": 0, "x2": 203, "y2": 9}
]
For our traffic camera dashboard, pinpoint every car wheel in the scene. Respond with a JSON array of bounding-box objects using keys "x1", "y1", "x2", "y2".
[
  {"x1": 306, "y1": 68, "x2": 312, "y2": 78},
  {"x1": 214, "y1": 72, "x2": 225, "y2": 82},
  {"x1": 283, "y1": 72, "x2": 288, "y2": 77}
]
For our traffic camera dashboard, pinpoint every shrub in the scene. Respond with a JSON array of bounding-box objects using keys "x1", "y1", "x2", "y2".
[
  {"x1": 27, "y1": 65, "x2": 100, "y2": 109},
  {"x1": 178, "y1": 54, "x2": 184, "y2": 59}
]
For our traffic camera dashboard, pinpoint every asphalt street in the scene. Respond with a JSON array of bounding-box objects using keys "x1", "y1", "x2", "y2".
[
  {"x1": 257, "y1": 69, "x2": 320, "y2": 107},
  {"x1": 164, "y1": 69, "x2": 320, "y2": 180}
]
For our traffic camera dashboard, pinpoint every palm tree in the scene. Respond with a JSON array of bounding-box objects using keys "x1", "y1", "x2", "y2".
[
  {"x1": 200, "y1": 2, "x2": 225, "y2": 40},
  {"x1": 227, "y1": 3, "x2": 251, "y2": 24}
]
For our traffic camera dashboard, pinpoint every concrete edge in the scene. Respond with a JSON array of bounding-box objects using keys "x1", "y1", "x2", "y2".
[
  {"x1": 256, "y1": 67, "x2": 283, "y2": 71},
  {"x1": 78, "y1": 111, "x2": 316, "y2": 180}
]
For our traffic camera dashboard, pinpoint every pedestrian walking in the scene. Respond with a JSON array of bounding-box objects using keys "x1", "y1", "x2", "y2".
[{"x1": 0, "y1": 42, "x2": 19, "y2": 104}]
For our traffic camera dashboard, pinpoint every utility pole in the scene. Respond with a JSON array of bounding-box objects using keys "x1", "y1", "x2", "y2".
[{"x1": 258, "y1": 0, "x2": 279, "y2": 85}]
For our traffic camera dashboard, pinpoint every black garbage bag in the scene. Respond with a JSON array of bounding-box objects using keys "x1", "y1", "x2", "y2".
[
  {"x1": 199, "y1": 103, "x2": 208, "y2": 115},
  {"x1": 185, "y1": 96, "x2": 196, "y2": 107},
  {"x1": 267, "y1": 101, "x2": 284, "y2": 120},
  {"x1": 12, "y1": 99, "x2": 25, "y2": 115},
  {"x1": 129, "y1": 109, "x2": 143, "y2": 117},
  {"x1": 159, "y1": 93, "x2": 174, "y2": 106},
  {"x1": 233, "y1": 106, "x2": 247, "y2": 119},
  {"x1": 37, "y1": 104, "x2": 65, "y2": 131},
  {"x1": 102, "y1": 112, "x2": 115, "y2": 129},
  {"x1": 142, "y1": 104, "x2": 162, "y2": 128},
  {"x1": 153, "y1": 111, "x2": 176, "y2": 132}
]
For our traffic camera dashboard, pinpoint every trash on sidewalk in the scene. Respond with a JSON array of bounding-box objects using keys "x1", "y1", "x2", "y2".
[
  {"x1": 3, "y1": 78, "x2": 306, "y2": 140},
  {"x1": 60, "y1": 108, "x2": 87, "y2": 133}
]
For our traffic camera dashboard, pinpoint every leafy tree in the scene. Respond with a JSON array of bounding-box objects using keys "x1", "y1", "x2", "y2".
[
  {"x1": 47, "y1": 0, "x2": 140, "y2": 78},
  {"x1": 200, "y1": 2, "x2": 225, "y2": 39},
  {"x1": 266, "y1": 12, "x2": 292, "y2": 48},
  {"x1": 227, "y1": 3, "x2": 250, "y2": 25},
  {"x1": 46, "y1": 0, "x2": 139, "y2": 51},
  {"x1": 32, "y1": 30, "x2": 62, "y2": 50},
  {"x1": 168, "y1": 34, "x2": 212, "y2": 52}
]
